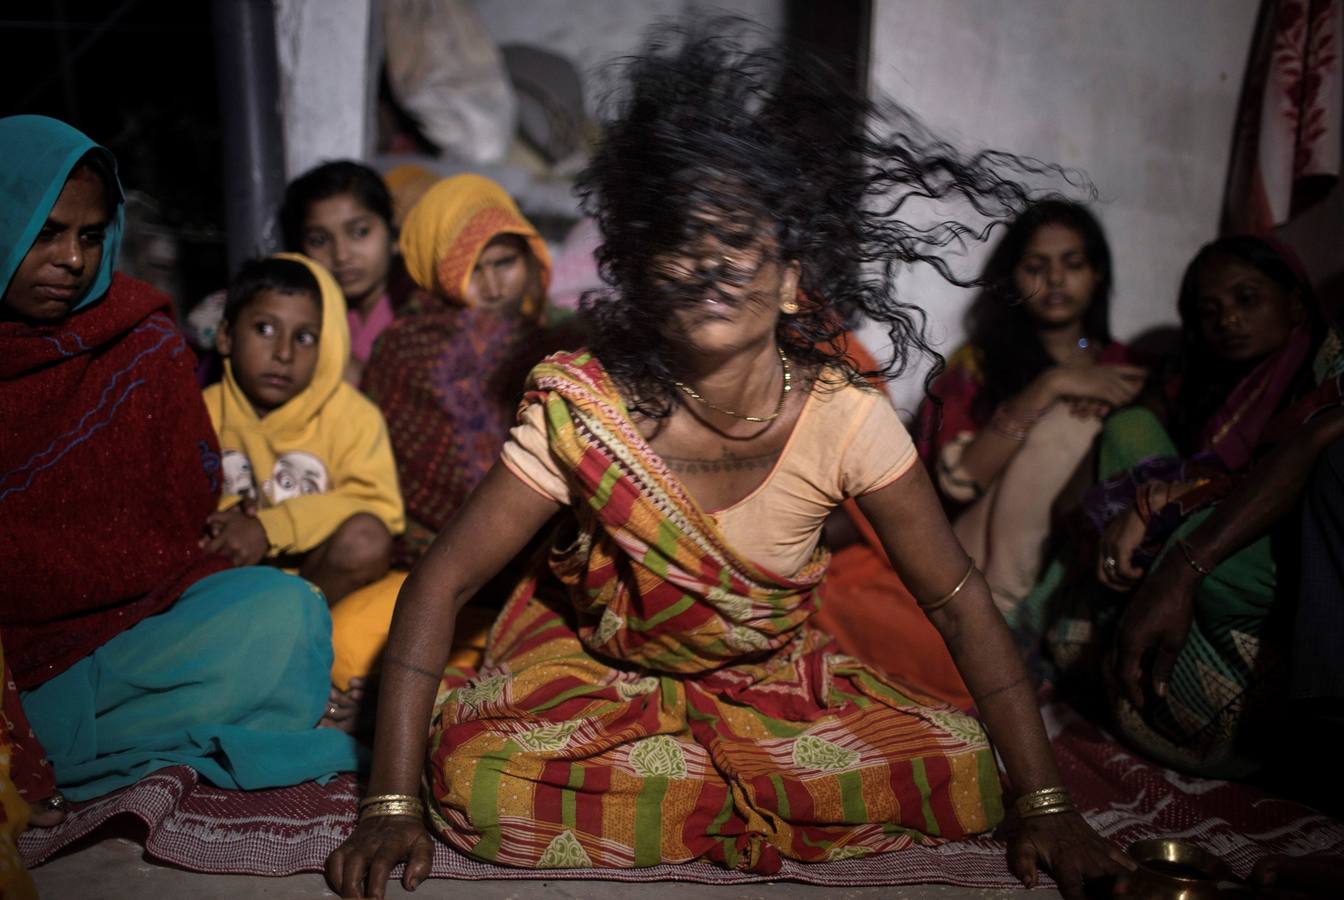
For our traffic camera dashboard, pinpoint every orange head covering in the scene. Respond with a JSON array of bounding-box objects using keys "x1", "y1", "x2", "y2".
[
  {"x1": 398, "y1": 173, "x2": 552, "y2": 318},
  {"x1": 382, "y1": 163, "x2": 439, "y2": 228}
]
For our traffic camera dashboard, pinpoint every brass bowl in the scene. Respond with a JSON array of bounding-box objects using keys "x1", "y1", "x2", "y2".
[{"x1": 1123, "y1": 839, "x2": 1236, "y2": 899}]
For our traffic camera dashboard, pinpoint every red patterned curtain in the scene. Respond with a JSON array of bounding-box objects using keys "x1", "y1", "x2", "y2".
[{"x1": 1223, "y1": 0, "x2": 1342, "y2": 234}]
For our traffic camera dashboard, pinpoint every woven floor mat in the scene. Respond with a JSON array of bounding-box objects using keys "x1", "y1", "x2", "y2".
[{"x1": 20, "y1": 703, "x2": 1344, "y2": 887}]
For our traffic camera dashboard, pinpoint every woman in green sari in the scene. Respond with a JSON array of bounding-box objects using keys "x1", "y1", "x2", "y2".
[{"x1": 1042, "y1": 235, "x2": 1341, "y2": 777}]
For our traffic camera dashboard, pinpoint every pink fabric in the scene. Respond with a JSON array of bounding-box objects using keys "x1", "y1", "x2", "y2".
[
  {"x1": 19, "y1": 703, "x2": 1344, "y2": 887},
  {"x1": 1224, "y1": 0, "x2": 1342, "y2": 233},
  {"x1": 546, "y1": 217, "x2": 603, "y2": 311},
  {"x1": 1200, "y1": 325, "x2": 1314, "y2": 470},
  {"x1": 347, "y1": 293, "x2": 395, "y2": 364}
]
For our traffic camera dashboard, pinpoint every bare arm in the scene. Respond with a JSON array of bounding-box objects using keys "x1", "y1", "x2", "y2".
[
  {"x1": 953, "y1": 370, "x2": 1061, "y2": 491},
  {"x1": 327, "y1": 460, "x2": 561, "y2": 898},
  {"x1": 856, "y1": 464, "x2": 1131, "y2": 896},
  {"x1": 1186, "y1": 409, "x2": 1344, "y2": 566},
  {"x1": 856, "y1": 465, "x2": 1060, "y2": 791},
  {"x1": 956, "y1": 364, "x2": 1146, "y2": 492},
  {"x1": 1116, "y1": 409, "x2": 1344, "y2": 706}
]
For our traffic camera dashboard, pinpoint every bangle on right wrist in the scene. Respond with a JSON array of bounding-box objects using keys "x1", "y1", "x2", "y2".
[
  {"x1": 358, "y1": 793, "x2": 425, "y2": 822},
  {"x1": 1013, "y1": 786, "x2": 1075, "y2": 819}
]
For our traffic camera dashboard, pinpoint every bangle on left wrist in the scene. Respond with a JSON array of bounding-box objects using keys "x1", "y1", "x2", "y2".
[{"x1": 1175, "y1": 539, "x2": 1213, "y2": 578}]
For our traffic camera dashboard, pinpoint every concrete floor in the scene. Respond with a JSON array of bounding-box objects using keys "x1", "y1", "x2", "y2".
[{"x1": 30, "y1": 837, "x2": 1065, "y2": 899}]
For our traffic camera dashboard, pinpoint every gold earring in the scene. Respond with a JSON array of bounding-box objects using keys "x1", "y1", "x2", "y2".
[{"x1": 781, "y1": 298, "x2": 800, "y2": 315}]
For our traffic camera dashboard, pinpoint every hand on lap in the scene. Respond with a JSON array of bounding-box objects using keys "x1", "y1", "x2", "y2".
[{"x1": 200, "y1": 505, "x2": 268, "y2": 566}]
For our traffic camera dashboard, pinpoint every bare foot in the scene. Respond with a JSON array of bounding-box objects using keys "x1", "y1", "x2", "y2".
[
  {"x1": 317, "y1": 677, "x2": 366, "y2": 735},
  {"x1": 28, "y1": 793, "x2": 67, "y2": 828}
]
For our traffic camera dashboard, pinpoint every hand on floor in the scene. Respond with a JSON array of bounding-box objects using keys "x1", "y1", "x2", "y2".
[
  {"x1": 326, "y1": 814, "x2": 435, "y2": 899},
  {"x1": 1007, "y1": 810, "x2": 1134, "y2": 900}
]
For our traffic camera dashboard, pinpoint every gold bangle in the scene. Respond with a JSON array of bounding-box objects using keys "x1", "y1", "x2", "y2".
[
  {"x1": 1019, "y1": 802, "x2": 1077, "y2": 819},
  {"x1": 358, "y1": 799, "x2": 425, "y2": 821},
  {"x1": 919, "y1": 560, "x2": 976, "y2": 613},
  {"x1": 1014, "y1": 786, "x2": 1072, "y2": 817},
  {"x1": 1017, "y1": 793, "x2": 1072, "y2": 814},
  {"x1": 359, "y1": 793, "x2": 420, "y2": 809}
]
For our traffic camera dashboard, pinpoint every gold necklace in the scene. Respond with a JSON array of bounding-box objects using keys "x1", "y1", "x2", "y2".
[{"x1": 672, "y1": 347, "x2": 791, "y2": 423}]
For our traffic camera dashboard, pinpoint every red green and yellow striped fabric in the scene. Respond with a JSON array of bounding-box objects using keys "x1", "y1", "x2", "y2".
[{"x1": 426, "y1": 351, "x2": 1003, "y2": 873}]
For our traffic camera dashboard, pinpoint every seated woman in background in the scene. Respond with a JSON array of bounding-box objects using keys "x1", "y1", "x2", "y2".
[
  {"x1": 326, "y1": 27, "x2": 1130, "y2": 900},
  {"x1": 0, "y1": 115, "x2": 358, "y2": 812},
  {"x1": 1053, "y1": 235, "x2": 1337, "y2": 778},
  {"x1": 333, "y1": 174, "x2": 578, "y2": 693},
  {"x1": 361, "y1": 172, "x2": 574, "y2": 567},
  {"x1": 916, "y1": 200, "x2": 1146, "y2": 621},
  {"x1": 277, "y1": 160, "x2": 417, "y2": 385}
]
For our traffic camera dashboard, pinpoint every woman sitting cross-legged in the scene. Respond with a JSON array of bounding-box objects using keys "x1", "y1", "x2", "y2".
[
  {"x1": 326, "y1": 26, "x2": 1132, "y2": 900},
  {"x1": 0, "y1": 114, "x2": 359, "y2": 816}
]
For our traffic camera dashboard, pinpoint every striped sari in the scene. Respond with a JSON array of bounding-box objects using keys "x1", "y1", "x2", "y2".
[{"x1": 425, "y1": 351, "x2": 1002, "y2": 873}]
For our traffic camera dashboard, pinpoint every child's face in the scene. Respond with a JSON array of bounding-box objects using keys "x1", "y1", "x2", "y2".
[
  {"x1": 3, "y1": 168, "x2": 109, "y2": 323},
  {"x1": 217, "y1": 288, "x2": 322, "y2": 414},
  {"x1": 300, "y1": 194, "x2": 394, "y2": 310}
]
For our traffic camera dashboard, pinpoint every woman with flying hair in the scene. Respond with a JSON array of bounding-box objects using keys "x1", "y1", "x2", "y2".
[{"x1": 326, "y1": 23, "x2": 1131, "y2": 898}]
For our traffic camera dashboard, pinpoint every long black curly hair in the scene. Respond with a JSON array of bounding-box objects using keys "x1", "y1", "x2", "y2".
[
  {"x1": 574, "y1": 20, "x2": 1087, "y2": 417},
  {"x1": 960, "y1": 199, "x2": 1114, "y2": 422}
]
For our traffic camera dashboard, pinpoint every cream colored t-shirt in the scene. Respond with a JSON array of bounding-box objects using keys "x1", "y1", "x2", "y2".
[{"x1": 501, "y1": 378, "x2": 917, "y2": 577}]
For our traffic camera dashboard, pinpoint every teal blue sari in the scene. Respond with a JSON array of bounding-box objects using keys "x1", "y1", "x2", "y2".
[{"x1": 22, "y1": 568, "x2": 361, "y2": 801}]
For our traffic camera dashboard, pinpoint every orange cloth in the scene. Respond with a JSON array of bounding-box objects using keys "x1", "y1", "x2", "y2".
[
  {"x1": 816, "y1": 498, "x2": 972, "y2": 710},
  {"x1": 382, "y1": 163, "x2": 439, "y2": 227},
  {"x1": 329, "y1": 570, "x2": 492, "y2": 689},
  {"x1": 812, "y1": 334, "x2": 972, "y2": 710},
  {"x1": 398, "y1": 173, "x2": 552, "y2": 317}
]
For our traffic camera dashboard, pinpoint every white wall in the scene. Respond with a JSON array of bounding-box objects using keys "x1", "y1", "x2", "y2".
[
  {"x1": 274, "y1": 0, "x2": 376, "y2": 181},
  {"x1": 866, "y1": 0, "x2": 1260, "y2": 415}
]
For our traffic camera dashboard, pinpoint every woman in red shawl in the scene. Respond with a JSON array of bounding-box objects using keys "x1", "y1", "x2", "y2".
[{"x1": 0, "y1": 115, "x2": 358, "y2": 815}]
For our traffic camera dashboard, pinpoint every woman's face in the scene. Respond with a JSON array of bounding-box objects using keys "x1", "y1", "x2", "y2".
[
  {"x1": 3, "y1": 167, "x2": 109, "y2": 323},
  {"x1": 1192, "y1": 254, "x2": 1304, "y2": 363},
  {"x1": 653, "y1": 229, "x2": 799, "y2": 357},
  {"x1": 1013, "y1": 223, "x2": 1099, "y2": 328},
  {"x1": 300, "y1": 193, "x2": 395, "y2": 311},
  {"x1": 465, "y1": 235, "x2": 541, "y2": 313}
]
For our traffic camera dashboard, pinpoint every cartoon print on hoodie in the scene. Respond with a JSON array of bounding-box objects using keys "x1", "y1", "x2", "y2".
[{"x1": 202, "y1": 253, "x2": 405, "y2": 556}]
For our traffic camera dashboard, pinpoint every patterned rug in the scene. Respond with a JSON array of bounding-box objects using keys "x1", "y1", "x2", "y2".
[{"x1": 19, "y1": 704, "x2": 1344, "y2": 887}]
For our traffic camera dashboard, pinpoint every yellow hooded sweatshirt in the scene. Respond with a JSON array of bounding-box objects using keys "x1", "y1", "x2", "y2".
[{"x1": 202, "y1": 253, "x2": 405, "y2": 556}]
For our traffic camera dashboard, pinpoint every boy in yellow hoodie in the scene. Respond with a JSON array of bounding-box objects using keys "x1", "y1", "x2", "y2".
[{"x1": 202, "y1": 254, "x2": 404, "y2": 606}]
